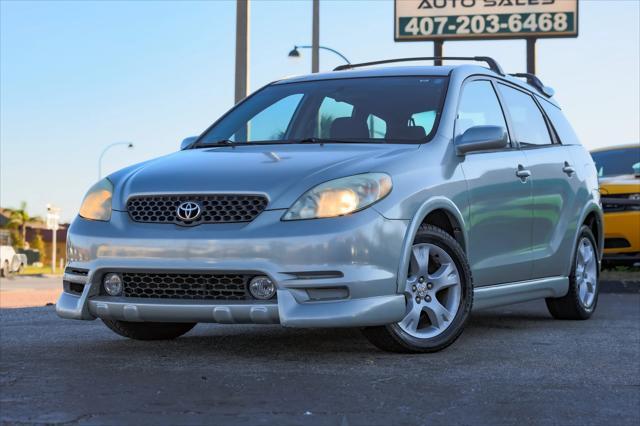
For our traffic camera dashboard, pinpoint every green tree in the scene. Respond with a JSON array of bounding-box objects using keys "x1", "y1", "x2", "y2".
[
  {"x1": 29, "y1": 231, "x2": 45, "y2": 262},
  {"x1": 9, "y1": 201, "x2": 29, "y2": 246},
  {"x1": 9, "y1": 229, "x2": 24, "y2": 249}
]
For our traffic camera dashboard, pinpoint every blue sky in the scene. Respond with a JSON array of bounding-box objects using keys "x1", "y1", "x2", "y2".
[{"x1": 1, "y1": 0, "x2": 638, "y2": 221}]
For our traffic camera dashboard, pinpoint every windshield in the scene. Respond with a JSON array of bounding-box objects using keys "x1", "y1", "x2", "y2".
[
  {"x1": 196, "y1": 76, "x2": 448, "y2": 145},
  {"x1": 591, "y1": 147, "x2": 640, "y2": 177}
]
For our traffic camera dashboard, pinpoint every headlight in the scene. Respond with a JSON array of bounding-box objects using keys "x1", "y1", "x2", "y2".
[
  {"x1": 282, "y1": 173, "x2": 392, "y2": 220},
  {"x1": 79, "y1": 178, "x2": 113, "y2": 221}
]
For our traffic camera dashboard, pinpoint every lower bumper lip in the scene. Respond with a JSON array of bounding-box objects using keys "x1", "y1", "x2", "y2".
[{"x1": 88, "y1": 296, "x2": 280, "y2": 324}]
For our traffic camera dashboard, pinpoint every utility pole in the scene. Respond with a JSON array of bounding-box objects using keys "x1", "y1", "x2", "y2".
[
  {"x1": 311, "y1": 0, "x2": 319, "y2": 73},
  {"x1": 235, "y1": 0, "x2": 250, "y2": 103},
  {"x1": 526, "y1": 38, "x2": 536, "y2": 75}
]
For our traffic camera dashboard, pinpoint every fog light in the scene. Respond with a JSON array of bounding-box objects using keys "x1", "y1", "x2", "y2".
[
  {"x1": 249, "y1": 276, "x2": 276, "y2": 300},
  {"x1": 103, "y1": 273, "x2": 123, "y2": 296}
]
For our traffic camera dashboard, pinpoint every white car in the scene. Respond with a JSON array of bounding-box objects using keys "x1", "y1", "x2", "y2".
[{"x1": 0, "y1": 246, "x2": 25, "y2": 277}]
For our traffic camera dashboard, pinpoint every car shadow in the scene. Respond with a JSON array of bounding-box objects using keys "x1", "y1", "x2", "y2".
[{"x1": 82, "y1": 307, "x2": 558, "y2": 358}]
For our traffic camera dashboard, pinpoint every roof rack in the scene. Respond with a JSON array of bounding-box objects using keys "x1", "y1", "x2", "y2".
[
  {"x1": 509, "y1": 73, "x2": 555, "y2": 98},
  {"x1": 333, "y1": 56, "x2": 505, "y2": 75}
]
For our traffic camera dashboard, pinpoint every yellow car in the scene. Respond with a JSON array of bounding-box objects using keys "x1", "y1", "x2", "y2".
[{"x1": 591, "y1": 144, "x2": 640, "y2": 268}]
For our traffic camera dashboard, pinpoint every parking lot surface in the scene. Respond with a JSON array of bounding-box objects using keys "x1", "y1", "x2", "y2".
[{"x1": 1, "y1": 293, "x2": 639, "y2": 425}]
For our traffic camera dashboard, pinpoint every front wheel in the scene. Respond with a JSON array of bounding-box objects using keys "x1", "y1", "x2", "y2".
[
  {"x1": 102, "y1": 319, "x2": 196, "y2": 340},
  {"x1": 546, "y1": 225, "x2": 599, "y2": 320},
  {"x1": 363, "y1": 225, "x2": 473, "y2": 353}
]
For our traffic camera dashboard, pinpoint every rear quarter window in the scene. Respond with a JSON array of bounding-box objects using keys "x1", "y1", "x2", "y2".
[{"x1": 540, "y1": 100, "x2": 581, "y2": 145}]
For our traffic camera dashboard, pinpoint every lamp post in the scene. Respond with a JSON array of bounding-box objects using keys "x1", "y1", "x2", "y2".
[
  {"x1": 98, "y1": 142, "x2": 134, "y2": 179},
  {"x1": 288, "y1": 45, "x2": 351, "y2": 70}
]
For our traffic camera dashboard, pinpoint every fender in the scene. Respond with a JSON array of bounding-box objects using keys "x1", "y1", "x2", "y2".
[
  {"x1": 396, "y1": 196, "x2": 467, "y2": 292},
  {"x1": 567, "y1": 199, "x2": 604, "y2": 277}
]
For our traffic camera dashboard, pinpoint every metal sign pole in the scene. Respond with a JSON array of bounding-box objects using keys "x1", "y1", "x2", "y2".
[
  {"x1": 526, "y1": 38, "x2": 537, "y2": 75},
  {"x1": 51, "y1": 227, "x2": 57, "y2": 274},
  {"x1": 434, "y1": 40, "x2": 444, "y2": 66},
  {"x1": 235, "y1": 0, "x2": 249, "y2": 104},
  {"x1": 46, "y1": 205, "x2": 60, "y2": 274},
  {"x1": 311, "y1": 0, "x2": 319, "y2": 73}
]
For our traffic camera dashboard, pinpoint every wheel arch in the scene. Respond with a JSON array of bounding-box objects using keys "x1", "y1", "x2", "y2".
[
  {"x1": 570, "y1": 201, "x2": 604, "y2": 276},
  {"x1": 582, "y1": 210, "x2": 603, "y2": 254},
  {"x1": 396, "y1": 197, "x2": 468, "y2": 292}
]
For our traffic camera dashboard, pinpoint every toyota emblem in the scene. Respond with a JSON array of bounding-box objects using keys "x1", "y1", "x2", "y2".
[{"x1": 176, "y1": 201, "x2": 202, "y2": 221}]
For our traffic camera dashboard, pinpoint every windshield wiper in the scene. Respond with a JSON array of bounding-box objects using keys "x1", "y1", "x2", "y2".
[
  {"x1": 295, "y1": 137, "x2": 388, "y2": 145},
  {"x1": 206, "y1": 139, "x2": 238, "y2": 146},
  {"x1": 296, "y1": 137, "x2": 327, "y2": 144}
]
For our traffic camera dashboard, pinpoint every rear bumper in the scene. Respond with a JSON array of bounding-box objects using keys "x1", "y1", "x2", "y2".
[{"x1": 57, "y1": 209, "x2": 409, "y2": 327}]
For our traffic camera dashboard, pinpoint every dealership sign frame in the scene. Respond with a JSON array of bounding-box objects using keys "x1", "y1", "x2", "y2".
[{"x1": 395, "y1": 0, "x2": 579, "y2": 42}]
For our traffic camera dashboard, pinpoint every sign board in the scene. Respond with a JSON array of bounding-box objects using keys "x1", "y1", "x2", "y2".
[
  {"x1": 46, "y1": 205, "x2": 60, "y2": 231},
  {"x1": 395, "y1": 0, "x2": 578, "y2": 41}
]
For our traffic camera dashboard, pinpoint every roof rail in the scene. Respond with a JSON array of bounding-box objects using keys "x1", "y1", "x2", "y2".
[
  {"x1": 333, "y1": 56, "x2": 504, "y2": 75},
  {"x1": 509, "y1": 73, "x2": 555, "y2": 98}
]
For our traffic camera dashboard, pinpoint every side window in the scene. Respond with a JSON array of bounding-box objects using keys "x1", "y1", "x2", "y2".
[
  {"x1": 539, "y1": 100, "x2": 580, "y2": 145},
  {"x1": 498, "y1": 84, "x2": 553, "y2": 147},
  {"x1": 456, "y1": 80, "x2": 509, "y2": 139},
  {"x1": 235, "y1": 93, "x2": 303, "y2": 141},
  {"x1": 316, "y1": 97, "x2": 354, "y2": 138}
]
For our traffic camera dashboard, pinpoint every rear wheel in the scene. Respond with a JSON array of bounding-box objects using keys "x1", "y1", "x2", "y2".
[
  {"x1": 363, "y1": 225, "x2": 473, "y2": 353},
  {"x1": 102, "y1": 319, "x2": 196, "y2": 340},
  {"x1": 546, "y1": 225, "x2": 599, "y2": 320}
]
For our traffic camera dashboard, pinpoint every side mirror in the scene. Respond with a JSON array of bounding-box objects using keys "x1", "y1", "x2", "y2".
[
  {"x1": 455, "y1": 125, "x2": 508, "y2": 155},
  {"x1": 180, "y1": 136, "x2": 198, "y2": 150}
]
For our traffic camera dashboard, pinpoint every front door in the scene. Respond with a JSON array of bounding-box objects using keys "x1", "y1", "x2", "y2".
[{"x1": 456, "y1": 79, "x2": 533, "y2": 286}]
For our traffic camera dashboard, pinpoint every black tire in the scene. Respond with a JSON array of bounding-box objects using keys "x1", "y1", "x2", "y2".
[
  {"x1": 102, "y1": 319, "x2": 196, "y2": 340},
  {"x1": 546, "y1": 225, "x2": 599, "y2": 320},
  {"x1": 362, "y1": 224, "x2": 473, "y2": 353}
]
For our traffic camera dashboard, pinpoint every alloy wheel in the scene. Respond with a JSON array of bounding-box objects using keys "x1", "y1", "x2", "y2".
[
  {"x1": 575, "y1": 237, "x2": 598, "y2": 308},
  {"x1": 398, "y1": 243, "x2": 462, "y2": 339}
]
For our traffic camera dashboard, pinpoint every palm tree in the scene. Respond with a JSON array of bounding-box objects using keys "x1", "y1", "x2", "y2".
[{"x1": 9, "y1": 201, "x2": 29, "y2": 246}]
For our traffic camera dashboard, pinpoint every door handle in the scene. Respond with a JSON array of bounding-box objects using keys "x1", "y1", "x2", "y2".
[
  {"x1": 516, "y1": 164, "x2": 531, "y2": 182},
  {"x1": 562, "y1": 161, "x2": 575, "y2": 176}
]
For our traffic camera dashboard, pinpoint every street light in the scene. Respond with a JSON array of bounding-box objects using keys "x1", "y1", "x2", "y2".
[
  {"x1": 288, "y1": 45, "x2": 351, "y2": 69},
  {"x1": 98, "y1": 142, "x2": 134, "y2": 179}
]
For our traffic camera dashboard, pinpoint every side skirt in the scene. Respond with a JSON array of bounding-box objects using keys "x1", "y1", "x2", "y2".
[{"x1": 472, "y1": 276, "x2": 569, "y2": 310}]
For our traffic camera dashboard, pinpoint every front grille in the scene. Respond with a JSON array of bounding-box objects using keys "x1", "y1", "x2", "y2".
[
  {"x1": 127, "y1": 194, "x2": 268, "y2": 226},
  {"x1": 64, "y1": 267, "x2": 89, "y2": 276},
  {"x1": 602, "y1": 194, "x2": 640, "y2": 213},
  {"x1": 120, "y1": 272, "x2": 250, "y2": 300}
]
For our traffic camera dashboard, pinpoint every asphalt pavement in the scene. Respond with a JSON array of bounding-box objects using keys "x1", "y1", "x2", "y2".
[{"x1": 1, "y1": 293, "x2": 638, "y2": 425}]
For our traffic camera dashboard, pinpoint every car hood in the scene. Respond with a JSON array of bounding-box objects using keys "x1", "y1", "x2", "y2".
[
  {"x1": 112, "y1": 143, "x2": 419, "y2": 210},
  {"x1": 599, "y1": 174, "x2": 640, "y2": 195}
]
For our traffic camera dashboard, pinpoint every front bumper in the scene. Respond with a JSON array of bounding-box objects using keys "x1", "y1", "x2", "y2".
[
  {"x1": 57, "y1": 209, "x2": 409, "y2": 327},
  {"x1": 603, "y1": 211, "x2": 640, "y2": 253}
]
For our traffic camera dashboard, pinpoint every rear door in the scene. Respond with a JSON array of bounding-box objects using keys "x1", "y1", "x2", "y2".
[
  {"x1": 457, "y1": 79, "x2": 533, "y2": 286},
  {"x1": 496, "y1": 83, "x2": 580, "y2": 279}
]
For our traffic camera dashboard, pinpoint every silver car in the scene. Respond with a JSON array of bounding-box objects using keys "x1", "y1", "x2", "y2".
[{"x1": 57, "y1": 57, "x2": 603, "y2": 352}]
